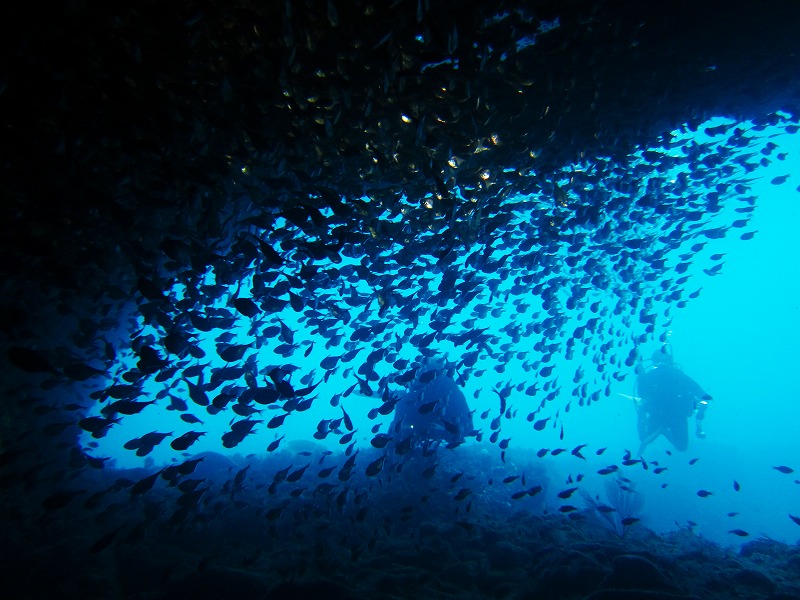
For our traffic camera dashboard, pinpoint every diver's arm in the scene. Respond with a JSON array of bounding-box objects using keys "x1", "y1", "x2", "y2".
[{"x1": 694, "y1": 393, "x2": 711, "y2": 438}]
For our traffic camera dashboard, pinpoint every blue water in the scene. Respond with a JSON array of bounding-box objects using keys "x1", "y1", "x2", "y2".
[{"x1": 78, "y1": 115, "x2": 800, "y2": 551}]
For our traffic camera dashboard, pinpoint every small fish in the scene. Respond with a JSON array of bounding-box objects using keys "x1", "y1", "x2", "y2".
[
  {"x1": 266, "y1": 436, "x2": 285, "y2": 452},
  {"x1": 770, "y1": 174, "x2": 790, "y2": 185},
  {"x1": 8, "y1": 346, "x2": 59, "y2": 374},
  {"x1": 418, "y1": 401, "x2": 438, "y2": 414},
  {"x1": 89, "y1": 525, "x2": 126, "y2": 553},
  {"x1": 286, "y1": 464, "x2": 308, "y2": 483},
  {"x1": 728, "y1": 529, "x2": 749, "y2": 537},
  {"x1": 365, "y1": 455, "x2": 385, "y2": 477},
  {"x1": 571, "y1": 444, "x2": 587, "y2": 459},
  {"x1": 453, "y1": 488, "x2": 471, "y2": 501},
  {"x1": 170, "y1": 431, "x2": 205, "y2": 451},
  {"x1": 696, "y1": 489, "x2": 713, "y2": 498},
  {"x1": 42, "y1": 489, "x2": 86, "y2": 511},
  {"x1": 267, "y1": 413, "x2": 290, "y2": 429},
  {"x1": 131, "y1": 470, "x2": 163, "y2": 496},
  {"x1": 63, "y1": 363, "x2": 108, "y2": 381},
  {"x1": 773, "y1": 465, "x2": 794, "y2": 474},
  {"x1": 233, "y1": 297, "x2": 260, "y2": 317},
  {"x1": 370, "y1": 434, "x2": 393, "y2": 449},
  {"x1": 318, "y1": 466, "x2": 336, "y2": 478},
  {"x1": 557, "y1": 487, "x2": 578, "y2": 499}
]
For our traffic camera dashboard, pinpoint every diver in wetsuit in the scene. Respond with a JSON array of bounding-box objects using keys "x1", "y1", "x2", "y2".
[
  {"x1": 634, "y1": 345, "x2": 712, "y2": 456},
  {"x1": 390, "y1": 359, "x2": 477, "y2": 455}
]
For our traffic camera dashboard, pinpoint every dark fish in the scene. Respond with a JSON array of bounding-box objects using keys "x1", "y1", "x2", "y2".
[
  {"x1": 176, "y1": 457, "x2": 204, "y2": 475},
  {"x1": 42, "y1": 489, "x2": 86, "y2": 510},
  {"x1": 365, "y1": 455, "x2": 385, "y2": 477},
  {"x1": 103, "y1": 399, "x2": 156, "y2": 416},
  {"x1": 79, "y1": 416, "x2": 120, "y2": 438},
  {"x1": 266, "y1": 505, "x2": 287, "y2": 521},
  {"x1": 773, "y1": 465, "x2": 794, "y2": 474},
  {"x1": 533, "y1": 418, "x2": 549, "y2": 431},
  {"x1": 233, "y1": 464, "x2": 250, "y2": 488},
  {"x1": 341, "y1": 405, "x2": 353, "y2": 431},
  {"x1": 267, "y1": 436, "x2": 285, "y2": 452},
  {"x1": 258, "y1": 239, "x2": 284, "y2": 266},
  {"x1": 733, "y1": 480, "x2": 741, "y2": 491},
  {"x1": 770, "y1": 174, "x2": 790, "y2": 185},
  {"x1": 453, "y1": 488, "x2": 471, "y2": 501},
  {"x1": 210, "y1": 366, "x2": 245, "y2": 386},
  {"x1": 418, "y1": 401, "x2": 438, "y2": 414},
  {"x1": 696, "y1": 489, "x2": 713, "y2": 498},
  {"x1": 8, "y1": 346, "x2": 59, "y2": 374},
  {"x1": 233, "y1": 297, "x2": 260, "y2": 317},
  {"x1": 222, "y1": 419, "x2": 261, "y2": 448},
  {"x1": 89, "y1": 525, "x2": 126, "y2": 553},
  {"x1": 597, "y1": 466, "x2": 618, "y2": 475},
  {"x1": 621, "y1": 517, "x2": 640, "y2": 526},
  {"x1": 184, "y1": 379, "x2": 209, "y2": 406},
  {"x1": 170, "y1": 431, "x2": 205, "y2": 451},
  {"x1": 42, "y1": 421, "x2": 74, "y2": 436},
  {"x1": 320, "y1": 355, "x2": 342, "y2": 370},
  {"x1": 106, "y1": 383, "x2": 139, "y2": 400},
  {"x1": 63, "y1": 363, "x2": 108, "y2": 381},
  {"x1": 318, "y1": 466, "x2": 336, "y2": 478},
  {"x1": 217, "y1": 343, "x2": 250, "y2": 362},
  {"x1": 571, "y1": 444, "x2": 587, "y2": 459},
  {"x1": 267, "y1": 413, "x2": 290, "y2": 429},
  {"x1": 728, "y1": 529, "x2": 749, "y2": 537},
  {"x1": 557, "y1": 487, "x2": 578, "y2": 499},
  {"x1": 131, "y1": 470, "x2": 163, "y2": 496}
]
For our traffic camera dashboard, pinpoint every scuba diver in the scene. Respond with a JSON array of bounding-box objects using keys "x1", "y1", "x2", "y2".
[
  {"x1": 634, "y1": 344, "x2": 712, "y2": 456},
  {"x1": 389, "y1": 357, "x2": 478, "y2": 455}
]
